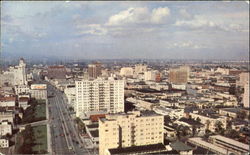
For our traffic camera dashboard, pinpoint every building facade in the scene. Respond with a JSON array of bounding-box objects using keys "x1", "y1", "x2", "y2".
[
  {"x1": 75, "y1": 78, "x2": 124, "y2": 117},
  {"x1": 99, "y1": 111, "x2": 164, "y2": 155},
  {"x1": 13, "y1": 58, "x2": 28, "y2": 86},
  {"x1": 243, "y1": 81, "x2": 249, "y2": 108},
  {"x1": 169, "y1": 66, "x2": 190, "y2": 84},
  {"x1": 88, "y1": 62, "x2": 102, "y2": 79},
  {"x1": 0, "y1": 121, "x2": 12, "y2": 136},
  {"x1": 30, "y1": 84, "x2": 47, "y2": 100}
]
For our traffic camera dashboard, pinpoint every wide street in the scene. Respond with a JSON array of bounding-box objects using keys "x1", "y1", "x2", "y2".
[{"x1": 47, "y1": 83, "x2": 92, "y2": 155}]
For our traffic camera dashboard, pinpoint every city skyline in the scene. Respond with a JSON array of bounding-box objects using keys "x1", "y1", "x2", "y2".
[{"x1": 1, "y1": 1, "x2": 249, "y2": 60}]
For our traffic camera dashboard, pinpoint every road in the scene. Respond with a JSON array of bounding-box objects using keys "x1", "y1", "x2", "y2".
[{"x1": 47, "y1": 83, "x2": 91, "y2": 155}]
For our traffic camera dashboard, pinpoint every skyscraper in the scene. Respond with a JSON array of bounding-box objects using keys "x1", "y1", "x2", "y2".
[
  {"x1": 13, "y1": 58, "x2": 27, "y2": 86},
  {"x1": 88, "y1": 62, "x2": 102, "y2": 79},
  {"x1": 75, "y1": 78, "x2": 124, "y2": 118}
]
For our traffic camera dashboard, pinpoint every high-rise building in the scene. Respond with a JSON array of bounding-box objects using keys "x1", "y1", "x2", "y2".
[
  {"x1": 99, "y1": 111, "x2": 164, "y2": 155},
  {"x1": 75, "y1": 78, "x2": 124, "y2": 118},
  {"x1": 13, "y1": 58, "x2": 27, "y2": 86},
  {"x1": 169, "y1": 66, "x2": 190, "y2": 84},
  {"x1": 88, "y1": 62, "x2": 102, "y2": 79},
  {"x1": 243, "y1": 81, "x2": 249, "y2": 108}
]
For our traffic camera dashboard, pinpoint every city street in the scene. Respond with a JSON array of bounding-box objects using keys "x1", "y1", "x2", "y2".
[{"x1": 47, "y1": 83, "x2": 92, "y2": 155}]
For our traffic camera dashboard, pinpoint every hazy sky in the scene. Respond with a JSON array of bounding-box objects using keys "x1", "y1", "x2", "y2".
[{"x1": 1, "y1": 1, "x2": 249, "y2": 60}]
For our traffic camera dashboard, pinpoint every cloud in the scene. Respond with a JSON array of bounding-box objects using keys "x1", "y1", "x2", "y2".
[
  {"x1": 167, "y1": 41, "x2": 207, "y2": 49},
  {"x1": 151, "y1": 7, "x2": 170, "y2": 24},
  {"x1": 76, "y1": 24, "x2": 107, "y2": 35},
  {"x1": 106, "y1": 6, "x2": 170, "y2": 26},
  {"x1": 179, "y1": 9, "x2": 192, "y2": 19},
  {"x1": 174, "y1": 15, "x2": 248, "y2": 32}
]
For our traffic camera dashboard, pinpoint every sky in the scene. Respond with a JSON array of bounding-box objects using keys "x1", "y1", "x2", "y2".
[{"x1": 1, "y1": 1, "x2": 249, "y2": 60}]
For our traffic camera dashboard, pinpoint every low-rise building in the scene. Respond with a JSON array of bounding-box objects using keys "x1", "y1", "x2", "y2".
[
  {"x1": 209, "y1": 135, "x2": 249, "y2": 155},
  {"x1": 0, "y1": 121, "x2": 12, "y2": 136},
  {"x1": 0, "y1": 97, "x2": 16, "y2": 107},
  {"x1": 0, "y1": 138, "x2": 9, "y2": 148},
  {"x1": 30, "y1": 84, "x2": 47, "y2": 99},
  {"x1": 18, "y1": 97, "x2": 29, "y2": 110},
  {"x1": 0, "y1": 111, "x2": 14, "y2": 124}
]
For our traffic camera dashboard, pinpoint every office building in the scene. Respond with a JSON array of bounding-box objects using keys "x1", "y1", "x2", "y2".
[
  {"x1": 99, "y1": 111, "x2": 164, "y2": 155},
  {"x1": 169, "y1": 66, "x2": 190, "y2": 84},
  {"x1": 13, "y1": 58, "x2": 28, "y2": 86},
  {"x1": 75, "y1": 78, "x2": 124, "y2": 118},
  {"x1": 88, "y1": 62, "x2": 102, "y2": 79}
]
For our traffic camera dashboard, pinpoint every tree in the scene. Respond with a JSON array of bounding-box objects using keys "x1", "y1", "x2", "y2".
[
  {"x1": 196, "y1": 117, "x2": 201, "y2": 123},
  {"x1": 237, "y1": 110, "x2": 247, "y2": 120},
  {"x1": 205, "y1": 120, "x2": 211, "y2": 130},
  {"x1": 215, "y1": 121, "x2": 224, "y2": 134}
]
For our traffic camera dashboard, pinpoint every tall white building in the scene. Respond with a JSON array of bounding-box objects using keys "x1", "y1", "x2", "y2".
[
  {"x1": 99, "y1": 111, "x2": 164, "y2": 155},
  {"x1": 75, "y1": 78, "x2": 124, "y2": 118},
  {"x1": 243, "y1": 81, "x2": 249, "y2": 108},
  {"x1": 14, "y1": 58, "x2": 27, "y2": 86}
]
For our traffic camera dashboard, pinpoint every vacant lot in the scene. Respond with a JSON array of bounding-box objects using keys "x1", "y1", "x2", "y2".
[{"x1": 32, "y1": 125, "x2": 47, "y2": 153}]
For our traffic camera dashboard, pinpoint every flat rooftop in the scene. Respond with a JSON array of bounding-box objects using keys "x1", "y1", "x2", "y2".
[
  {"x1": 89, "y1": 129, "x2": 99, "y2": 138},
  {"x1": 188, "y1": 137, "x2": 228, "y2": 155},
  {"x1": 86, "y1": 124, "x2": 99, "y2": 129},
  {"x1": 210, "y1": 135, "x2": 249, "y2": 151},
  {"x1": 108, "y1": 143, "x2": 166, "y2": 155}
]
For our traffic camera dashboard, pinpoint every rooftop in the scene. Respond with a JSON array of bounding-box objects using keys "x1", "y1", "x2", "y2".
[
  {"x1": 86, "y1": 124, "x2": 99, "y2": 129},
  {"x1": 89, "y1": 130, "x2": 99, "y2": 138},
  {"x1": 108, "y1": 143, "x2": 166, "y2": 155},
  {"x1": 221, "y1": 108, "x2": 242, "y2": 113},
  {"x1": 210, "y1": 135, "x2": 249, "y2": 151},
  {"x1": 170, "y1": 141, "x2": 193, "y2": 151},
  {"x1": 0, "y1": 97, "x2": 16, "y2": 102}
]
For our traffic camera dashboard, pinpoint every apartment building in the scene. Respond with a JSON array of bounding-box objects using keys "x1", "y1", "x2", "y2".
[
  {"x1": 75, "y1": 78, "x2": 124, "y2": 118},
  {"x1": 209, "y1": 135, "x2": 249, "y2": 155},
  {"x1": 99, "y1": 111, "x2": 164, "y2": 155}
]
